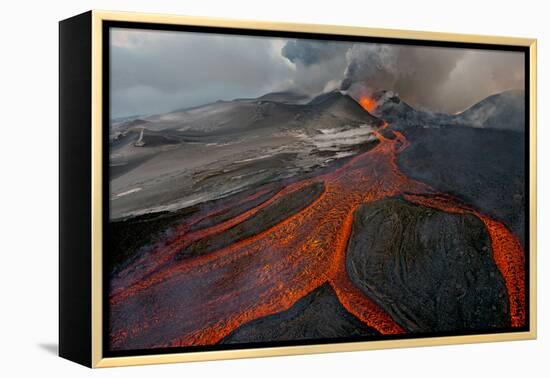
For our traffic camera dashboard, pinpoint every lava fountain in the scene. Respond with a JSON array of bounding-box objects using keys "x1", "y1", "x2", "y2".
[{"x1": 359, "y1": 95, "x2": 378, "y2": 113}]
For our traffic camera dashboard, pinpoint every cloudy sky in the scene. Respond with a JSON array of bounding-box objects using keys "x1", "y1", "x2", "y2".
[{"x1": 110, "y1": 27, "x2": 524, "y2": 119}]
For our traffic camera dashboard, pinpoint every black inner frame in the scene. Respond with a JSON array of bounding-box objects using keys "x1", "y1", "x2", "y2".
[{"x1": 102, "y1": 20, "x2": 531, "y2": 358}]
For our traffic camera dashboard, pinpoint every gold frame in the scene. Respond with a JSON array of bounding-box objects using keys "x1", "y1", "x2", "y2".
[{"x1": 90, "y1": 9, "x2": 537, "y2": 368}]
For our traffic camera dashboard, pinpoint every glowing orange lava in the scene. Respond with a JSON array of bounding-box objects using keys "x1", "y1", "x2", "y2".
[
  {"x1": 109, "y1": 116, "x2": 526, "y2": 351},
  {"x1": 359, "y1": 96, "x2": 378, "y2": 113}
]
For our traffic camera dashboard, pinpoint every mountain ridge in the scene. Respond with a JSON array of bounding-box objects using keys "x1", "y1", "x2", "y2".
[{"x1": 369, "y1": 89, "x2": 525, "y2": 131}]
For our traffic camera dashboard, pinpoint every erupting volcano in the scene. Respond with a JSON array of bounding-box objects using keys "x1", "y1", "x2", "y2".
[
  {"x1": 359, "y1": 96, "x2": 378, "y2": 113},
  {"x1": 108, "y1": 91, "x2": 526, "y2": 351}
]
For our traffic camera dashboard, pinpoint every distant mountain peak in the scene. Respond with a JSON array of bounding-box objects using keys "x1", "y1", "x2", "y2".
[
  {"x1": 456, "y1": 89, "x2": 525, "y2": 131},
  {"x1": 458, "y1": 89, "x2": 524, "y2": 114},
  {"x1": 244, "y1": 90, "x2": 310, "y2": 104},
  {"x1": 258, "y1": 90, "x2": 305, "y2": 98},
  {"x1": 369, "y1": 88, "x2": 525, "y2": 132},
  {"x1": 308, "y1": 90, "x2": 353, "y2": 105},
  {"x1": 305, "y1": 90, "x2": 384, "y2": 127},
  {"x1": 364, "y1": 90, "x2": 418, "y2": 125}
]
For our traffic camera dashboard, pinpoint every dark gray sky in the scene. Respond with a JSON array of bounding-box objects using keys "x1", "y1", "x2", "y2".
[{"x1": 110, "y1": 27, "x2": 524, "y2": 118}]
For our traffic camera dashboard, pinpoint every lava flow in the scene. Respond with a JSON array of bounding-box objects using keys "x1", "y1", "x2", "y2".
[{"x1": 109, "y1": 117, "x2": 526, "y2": 351}]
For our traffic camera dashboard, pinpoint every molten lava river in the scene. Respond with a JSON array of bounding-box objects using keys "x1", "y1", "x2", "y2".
[{"x1": 109, "y1": 120, "x2": 526, "y2": 351}]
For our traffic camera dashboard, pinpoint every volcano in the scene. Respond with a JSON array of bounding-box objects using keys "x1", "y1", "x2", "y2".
[{"x1": 107, "y1": 89, "x2": 526, "y2": 351}]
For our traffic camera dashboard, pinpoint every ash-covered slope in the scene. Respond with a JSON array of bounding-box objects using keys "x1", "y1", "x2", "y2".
[
  {"x1": 249, "y1": 90, "x2": 310, "y2": 104},
  {"x1": 303, "y1": 90, "x2": 382, "y2": 129},
  {"x1": 109, "y1": 91, "x2": 382, "y2": 219},
  {"x1": 149, "y1": 99, "x2": 299, "y2": 134},
  {"x1": 455, "y1": 90, "x2": 525, "y2": 131},
  {"x1": 113, "y1": 90, "x2": 380, "y2": 136}
]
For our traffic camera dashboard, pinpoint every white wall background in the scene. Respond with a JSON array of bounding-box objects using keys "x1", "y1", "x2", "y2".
[{"x1": 0, "y1": 0, "x2": 547, "y2": 376}]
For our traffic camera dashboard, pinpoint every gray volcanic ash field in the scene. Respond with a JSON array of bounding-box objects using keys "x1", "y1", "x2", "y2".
[{"x1": 110, "y1": 91, "x2": 381, "y2": 220}]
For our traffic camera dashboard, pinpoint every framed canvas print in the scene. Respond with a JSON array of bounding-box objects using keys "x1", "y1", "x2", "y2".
[{"x1": 59, "y1": 10, "x2": 537, "y2": 368}]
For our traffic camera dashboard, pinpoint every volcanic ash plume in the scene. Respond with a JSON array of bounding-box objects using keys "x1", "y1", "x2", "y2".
[{"x1": 341, "y1": 44, "x2": 400, "y2": 94}]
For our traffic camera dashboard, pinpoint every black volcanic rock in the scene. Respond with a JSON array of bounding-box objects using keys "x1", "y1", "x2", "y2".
[
  {"x1": 397, "y1": 125, "x2": 525, "y2": 246},
  {"x1": 109, "y1": 205, "x2": 199, "y2": 274},
  {"x1": 346, "y1": 198, "x2": 510, "y2": 333},
  {"x1": 379, "y1": 128, "x2": 396, "y2": 140},
  {"x1": 188, "y1": 187, "x2": 280, "y2": 232},
  {"x1": 372, "y1": 90, "x2": 417, "y2": 120},
  {"x1": 220, "y1": 284, "x2": 378, "y2": 344},
  {"x1": 371, "y1": 90, "x2": 454, "y2": 129}
]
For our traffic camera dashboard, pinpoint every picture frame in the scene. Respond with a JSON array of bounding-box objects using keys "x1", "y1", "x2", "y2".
[{"x1": 59, "y1": 10, "x2": 537, "y2": 368}]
